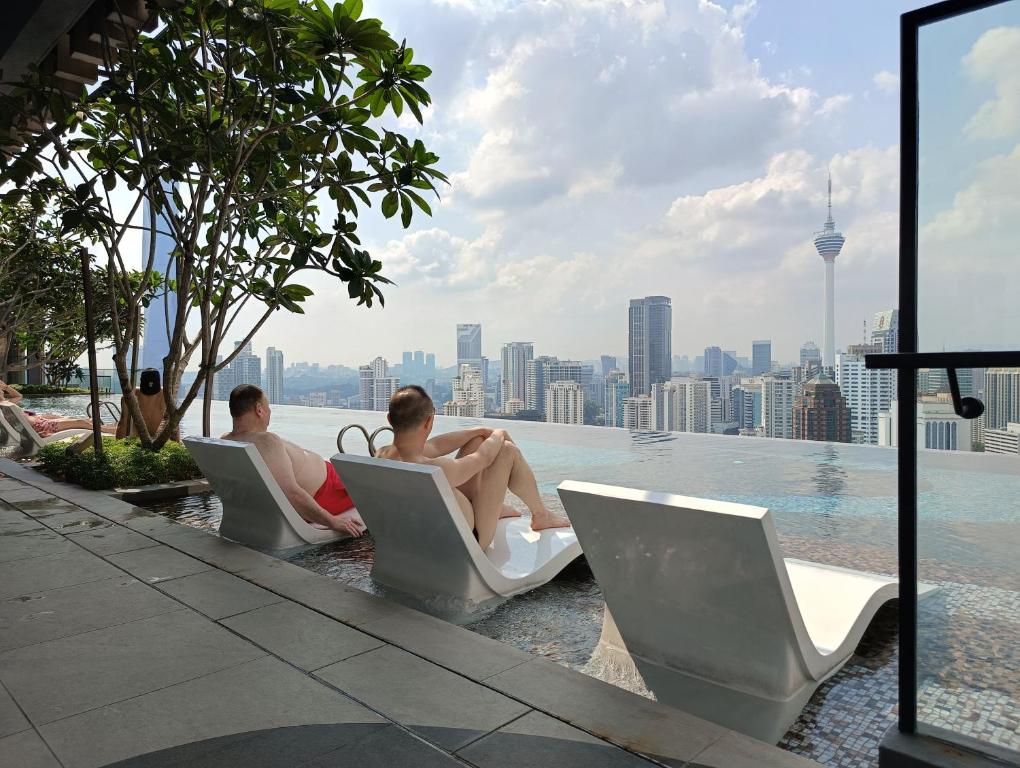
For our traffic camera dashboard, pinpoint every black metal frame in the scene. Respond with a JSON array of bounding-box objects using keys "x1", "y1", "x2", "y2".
[{"x1": 866, "y1": 0, "x2": 1020, "y2": 743}]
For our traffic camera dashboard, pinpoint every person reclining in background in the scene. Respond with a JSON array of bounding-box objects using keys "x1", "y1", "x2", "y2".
[
  {"x1": 221, "y1": 384, "x2": 365, "y2": 538},
  {"x1": 117, "y1": 368, "x2": 180, "y2": 441},
  {"x1": 375, "y1": 385, "x2": 570, "y2": 550},
  {"x1": 0, "y1": 379, "x2": 116, "y2": 437}
]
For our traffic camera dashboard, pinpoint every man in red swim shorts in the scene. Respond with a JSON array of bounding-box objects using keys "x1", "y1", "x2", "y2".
[{"x1": 221, "y1": 384, "x2": 365, "y2": 537}]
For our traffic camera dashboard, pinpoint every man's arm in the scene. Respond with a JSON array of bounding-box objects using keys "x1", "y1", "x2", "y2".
[
  {"x1": 0, "y1": 381, "x2": 22, "y2": 405},
  {"x1": 255, "y1": 435, "x2": 363, "y2": 536},
  {"x1": 437, "y1": 430, "x2": 505, "y2": 487},
  {"x1": 423, "y1": 427, "x2": 492, "y2": 458}
]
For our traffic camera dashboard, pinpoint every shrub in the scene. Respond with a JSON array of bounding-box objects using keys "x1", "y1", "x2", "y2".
[
  {"x1": 11, "y1": 385, "x2": 91, "y2": 396},
  {"x1": 36, "y1": 438, "x2": 202, "y2": 490}
]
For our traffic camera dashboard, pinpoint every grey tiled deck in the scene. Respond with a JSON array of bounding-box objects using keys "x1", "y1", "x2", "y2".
[{"x1": 0, "y1": 459, "x2": 822, "y2": 768}]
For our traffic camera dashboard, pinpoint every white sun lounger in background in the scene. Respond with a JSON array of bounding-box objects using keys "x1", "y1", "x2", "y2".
[
  {"x1": 184, "y1": 436, "x2": 346, "y2": 551},
  {"x1": 0, "y1": 402, "x2": 91, "y2": 457},
  {"x1": 558, "y1": 480, "x2": 937, "y2": 744},
  {"x1": 332, "y1": 453, "x2": 582, "y2": 622}
]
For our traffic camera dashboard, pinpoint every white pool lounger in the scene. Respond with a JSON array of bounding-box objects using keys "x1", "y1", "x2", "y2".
[
  {"x1": 185, "y1": 437, "x2": 346, "y2": 551},
  {"x1": 558, "y1": 480, "x2": 937, "y2": 744},
  {"x1": 0, "y1": 402, "x2": 90, "y2": 457},
  {"x1": 332, "y1": 453, "x2": 582, "y2": 621}
]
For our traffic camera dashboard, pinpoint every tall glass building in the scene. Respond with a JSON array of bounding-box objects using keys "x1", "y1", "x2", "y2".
[{"x1": 628, "y1": 296, "x2": 671, "y2": 396}]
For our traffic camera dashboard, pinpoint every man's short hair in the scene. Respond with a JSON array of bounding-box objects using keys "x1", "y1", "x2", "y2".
[
  {"x1": 229, "y1": 384, "x2": 265, "y2": 417},
  {"x1": 388, "y1": 385, "x2": 435, "y2": 431}
]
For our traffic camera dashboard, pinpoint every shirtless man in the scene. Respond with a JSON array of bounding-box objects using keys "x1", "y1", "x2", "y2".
[
  {"x1": 375, "y1": 385, "x2": 570, "y2": 549},
  {"x1": 221, "y1": 384, "x2": 365, "y2": 538},
  {"x1": 0, "y1": 379, "x2": 117, "y2": 437},
  {"x1": 116, "y1": 368, "x2": 180, "y2": 441}
]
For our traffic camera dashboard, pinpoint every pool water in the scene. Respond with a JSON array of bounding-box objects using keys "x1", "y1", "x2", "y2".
[{"x1": 27, "y1": 396, "x2": 1020, "y2": 764}]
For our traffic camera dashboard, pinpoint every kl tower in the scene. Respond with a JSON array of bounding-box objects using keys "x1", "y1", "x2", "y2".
[{"x1": 813, "y1": 173, "x2": 845, "y2": 372}]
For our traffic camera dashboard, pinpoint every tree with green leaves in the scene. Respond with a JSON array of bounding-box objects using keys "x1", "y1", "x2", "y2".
[{"x1": 1, "y1": 0, "x2": 445, "y2": 449}]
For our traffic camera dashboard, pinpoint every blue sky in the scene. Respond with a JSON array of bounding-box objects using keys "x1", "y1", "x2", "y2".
[{"x1": 128, "y1": 0, "x2": 1019, "y2": 369}]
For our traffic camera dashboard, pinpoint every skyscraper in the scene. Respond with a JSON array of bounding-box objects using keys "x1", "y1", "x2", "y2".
[
  {"x1": 545, "y1": 381, "x2": 584, "y2": 425},
  {"x1": 603, "y1": 370, "x2": 629, "y2": 428},
  {"x1": 444, "y1": 364, "x2": 485, "y2": 418},
  {"x1": 359, "y1": 357, "x2": 398, "y2": 411},
  {"x1": 836, "y1": 343, "x2": 892, "y2": 444},
  {"x1": 265, "y1": 347, "x2": 284, "y2": 404},
  {"x1": 628, "y1": 296, "x2": 672, "y2": 396},
  {"x1": 229, "y1": 341, "x2": 261, "y2": 389},
  {"x1": 813, "y1": 174, "x2": 846, "y2": 371},
  {"x1": 413, "y1": 350, "x2": 425, "y2": 371},
  {"x1": 752, "y1": 340, "x2": 772, "y2": 375},
  {"x1": 703, "y1": 346, "x2": 723, "y2": 378},
  {"x1": 402, "y1": 351, "x2": 413, "y2": 372},
  {"x1": 871, "y1": 310, "x2": 899, "y2": 354},
  {"x1": 761, "y1": 376, "x2": 796, "y2": 439},
  {"x1": 800, "y1": 341, "x2": 822, "y2": 372},
  {"x1": 600, "y1": 355, "x2": 617, "y2": 375},
  {"x1": 426, "y1": 353, "x2": 436, "y2": 376},
  {"x1": 792, "y1": 374, "x2": 851, "y2": 443},
  {"x1": 500, "y1": 342, "x2": 534, "y2": 406},
  {"x1": 623, "y1": 395, "x2": 655, "y2": 431},
  {"x1": 140, "y1": 182, "x2": 179, "y2": 374},
  {"x1": 456, "y1": 324, "x2": 482, "y2": 373},
  {"x1": 984, "y1": 369, "x2": 1020, "y2": 429}
]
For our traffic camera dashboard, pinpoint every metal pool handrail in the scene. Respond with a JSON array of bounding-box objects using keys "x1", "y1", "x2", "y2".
[
  {"x1": 86, "y1": 400, "x2": 121, "y2": 423},
  {"x1": 336, "y1": 424, "x2": 393, "y2": 457}
]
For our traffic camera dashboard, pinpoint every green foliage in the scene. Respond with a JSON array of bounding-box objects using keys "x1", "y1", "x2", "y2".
[
  {"x1": 0, "y1": 0, "x2": 445, "y2": 447},
  {"x1": 36, "y1": 438, "x2": 202, "y2": 490},
  {"x1": 10, "y1": 385, "x2": 90, "y2": 396}
]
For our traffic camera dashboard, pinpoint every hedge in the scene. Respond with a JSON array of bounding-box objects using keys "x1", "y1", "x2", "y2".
[{"x1": 36, "y1": 437, "x2": 201, "y2": 490}]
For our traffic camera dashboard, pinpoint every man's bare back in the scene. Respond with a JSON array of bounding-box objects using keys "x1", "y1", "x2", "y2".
[{"x1": 223, "y1": 429, "x2": 327, "y2": 497}]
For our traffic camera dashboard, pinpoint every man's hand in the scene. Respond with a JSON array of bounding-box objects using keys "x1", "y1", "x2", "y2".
[
  {"x1": 473, "y1": 427, "x2": 494, "y2": 439},
  {"x1": 331, "y1": 513, "x2": 366, "y2": 537}
]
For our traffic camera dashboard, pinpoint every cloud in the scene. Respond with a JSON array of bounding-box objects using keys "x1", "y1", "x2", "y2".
[
  {"x1": 376, "y1": 226, "x2": 501, "y2": 289},
  {"x1": 963, "y1": 26, "x2": 1020, "y2": 140},
  {"x1": 873, "y1": 70, "x2": 899, "y2": 94},
  {"x1": 816, "y1": 93, "x2": 853, "y2": 118}
]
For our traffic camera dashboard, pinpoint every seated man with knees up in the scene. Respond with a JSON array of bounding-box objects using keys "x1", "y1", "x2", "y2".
[
  {"x1": 221, "y1": 384, "x2": 365, "y2": 538},
  {"x1": 375, "y1": 385, "x2": 570, "y2": 549}
]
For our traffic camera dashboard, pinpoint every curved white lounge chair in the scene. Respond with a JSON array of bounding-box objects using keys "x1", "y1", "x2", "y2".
[
  {"x1": 558, "y1": 480, "x2": 936, "y2": 744},
  {"x1": 332, "y1": 453, "x2": 582, "y2": 621},
  {"x1": 0, "y1": 402, "x2": 90, "y2": 457},
  {"x1": 184, "y1": 436, "x2": 346, "y2": 551}
]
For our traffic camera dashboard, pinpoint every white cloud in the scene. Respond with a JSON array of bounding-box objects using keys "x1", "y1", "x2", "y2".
[
  {"x1": 873, "y1": 70, "x2": 899, "y2": 94},
  {"x1": 816, "y1": 93, "x2": 852, "y2": 118},
  {"x1": 963, "y1": 26, "x2": 1020, "y2": 140}
]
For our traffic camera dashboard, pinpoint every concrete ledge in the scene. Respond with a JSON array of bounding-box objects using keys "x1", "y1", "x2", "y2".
[{"x1": 111, "y1": 479, "x2": 211, "y2": 504}]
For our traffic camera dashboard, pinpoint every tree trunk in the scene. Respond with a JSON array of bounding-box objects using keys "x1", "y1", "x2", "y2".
[{"x1": 80, "y1": 250, "x2": 104, "y2": 457}]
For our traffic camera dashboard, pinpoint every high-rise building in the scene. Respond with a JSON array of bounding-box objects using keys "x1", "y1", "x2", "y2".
[
  {"x1": 762, "y1": 376, "x2": 796, "y2": 439},
  {"x1": 792, "y1": 374, "x2": 851, "y2": 442},
  {"x1": 623, "y1": 395, "x2": 654, "y2": 431},
  {"x1": 752, "y1": 340, "x2": 772, "y2": 376},
  {"x1": 813, "y1": 174, "x2": 846, "y2": 370},
  {"x1": 413, "y1": 350, "x2": 425, "y2": 371},
  {"x1": 628, "y1": 296, "x2": 672, "y2": 396},
  {"x1": 140, "y1": 184, "x2": 179, "y2": 374},
  {"x1": 917, "y1": 393, "x2": 972, "y2": 451},
  {"x1": 722, "y1": 351, "x2": 739, "y2": 377},
  {"x1": 800, "y1": 341, "x2": 822, "y2": 372},
  {"x1": 545, "y1": 381, "x2": 585, "y2": 425},
  {"x1": 359, "y1": 357, "x2": 398, "y2": 411},
  {"x1": 265, "y1": 347, "x2": 284, "y2": 404},
  {"x1": 603, "y1": 370, "x2": 629, "y2": 428},
  {"x1": 444, "y1": 364, "x2": 485, "y2": 418},
  {"x1": 730, "y1": 382, "x2": 762, "y2": 431},
  {"x1": 703, "y1": 346, "x2": 723, "y2": 378},
  {"x1": 456, "y1": 324, "x2": 482, "y2": 372},
  {"x1": 402, "y1": 351, "x2": 413, "y2": 372},
  {"x1": 524, "y1": 357, "x2": 592, "y2": 415},
  {"x1": 836, "y1": 343, "x2": 892, "y2": 444},
  {"x1": 984, "y1": 368, "x2": 1020, "y2": 430},
  {"x1": 213, "y1": 354, "x2": 233, "y2": 400},
  {"x1": 653, "y1": 378, "x2": 711, "y2": 433},
  {"x1": 500, "y1": 342, "x2": 534, "y2": 406},
  {"x1": 871, "y1": 310, "x2": 899, "y2": 354},
  {"x1": 425, "y1": 353, "x2": 436, "y2": 376},
  {"x1": 600, "y1": 355, "x2": 617, "y2": 375},
  {"x1": 984, "y1": 423, "x2": 1020, "y2": 455},
  {"x1": 503, "y1": 398, "x2": 525, "y2": 417},
  {"x1": 229, "y1": 340, "x2": 261, "y2": 390}
]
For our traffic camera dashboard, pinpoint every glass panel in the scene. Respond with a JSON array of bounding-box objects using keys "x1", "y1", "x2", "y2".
[{"x1": 916, "y1": 2, "x2": 1020, "y2": 756}]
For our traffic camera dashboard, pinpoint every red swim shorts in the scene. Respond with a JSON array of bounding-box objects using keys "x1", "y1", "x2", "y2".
[{"x1": 313, "y1": 460, "x2": 356, "y2": 515}]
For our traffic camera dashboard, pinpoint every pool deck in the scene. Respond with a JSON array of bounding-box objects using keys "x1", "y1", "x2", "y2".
[{"x1": 0, "y1": 459, "x2": 820, "y2": 768}]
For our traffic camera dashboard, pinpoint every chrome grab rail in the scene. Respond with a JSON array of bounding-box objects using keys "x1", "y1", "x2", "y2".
[
  {"x1": 336, "y1": 424, "x2": 393, "y2": 457},
  {"x1": 86, "y1": 400, "x2": 121, "y2": 423}
]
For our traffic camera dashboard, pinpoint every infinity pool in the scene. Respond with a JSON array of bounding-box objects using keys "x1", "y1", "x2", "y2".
[{"x1": 22, "y1": 396, "x2": 1020, "y2": 765}]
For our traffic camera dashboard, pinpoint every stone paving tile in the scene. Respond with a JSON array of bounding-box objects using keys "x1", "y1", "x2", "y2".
[
  {"x1": 13, "y1": 499, "x2": 85, "y2": 518},
  {"x1": 305, "y1": 724, "x2": 466, "y2": 768},
  {"x1": 238, "y1": 560, "x2": 406, "y2": 627},
  {"x1": 359, "y1": 608, "x2": 533, "y2": 682},
  {"x1": 0, "y1": 575, "x2": 181, "y2": 652},
  {"x1": 0, "y1": 548, "x2": 121, "y2": 599},
  {"x1": 0, "y1": 610, "x2": 263, "y2": 726},
  {"x1": 0, "y1": 528, "x2": 77, "y2": 564},
  {"x1": 106, "y1": 545, "x2": 213, "y2": 584},
  {"x1": 34, "y1": 509, "x2": 111, "y2": 535},
  {"x1": 117, "y1": 509, "x2": 184, "y2": 536},
  {"x1": 39, "y1": 655, "x2": 386, "y2": 768},
  {"x1": 486, "y1": 656, "x2": 727, "y2": 767},
  {"x1": 0, "y1": 488, "x2": 54, "y2": 504},
  {"x1": 693, "y1": 732, "x2": 823, "y2": 768},
  {"x1": 0, "y1": 682, "x2": 29, "y2": 738},
  {"x1": 156, "y1": 569, "x2": 282, "y2": 620},
  {"x1": 457, "y1": 710, "x2": 653, "y2": 768},
  {"x1": 66, "y1": 524, "x2": 158, "y2": 556},
  {"x1": 315, "y1": 644, "x2": 530, "y2": 752},
  {"x1": 0, "y1": 480, "x2": 24, "y2": 491},
  {"x1": 220, "y1": 601, "x2": 384, "y2": 672},
  {"x1": 0, "y1": 728, "x2": 62, "y2": 768},
  {"x1": 152, "y1": 526, "x2": 278, "y2": 573},
  {"x1": 0, "y1": 516, "x2": 46, "y2": 535}
]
